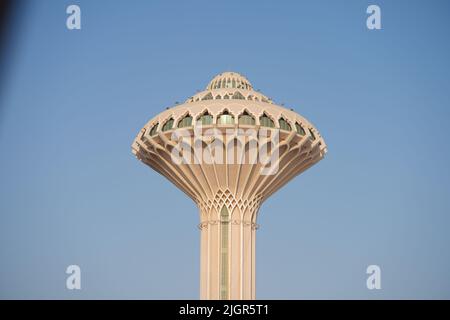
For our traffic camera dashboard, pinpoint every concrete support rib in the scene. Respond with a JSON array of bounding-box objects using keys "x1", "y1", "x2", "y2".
[{"x1": 131, "y1": 72, "x2": 327, "y2": 300}]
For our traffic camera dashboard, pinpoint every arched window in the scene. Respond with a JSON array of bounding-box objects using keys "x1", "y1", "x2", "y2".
[
  {"x1": 215, "y1": 95, "x2": 222, "y2": 99},
  {"x1": 279, "y1": 118, "x2": 291, "y2": 131},
  {"x1": 178, "y1": 114, "x2": 193, "y2": 128},
  {"x1": 162, "y1": 118, "x2": 174, "y2": 131},
  {"x1": 295, "y1": 123, "x2": 306, "y2": 136},
  {"x1": 239, "y1": 111, "x2": 255, "y2": 125},
  {"x1": 232, "y1": 91, "x2": 245, "y2": 100},
  {"x1": 247, "y1": 95, "x2": 253, "y2": 101},
  {"x1": 232, "y1": 79, "x2": 236, "y2": 88},
  {"x1": 309, "y1": 128, "x2": 316, "y2": 141},
  {"x1": 223, "y1": 94, "x2": 230, "y2": 99},
  {"x1": 217, "y1": 110, "x2": 234, "y2": 125},
  {"x1": 220, "y1": 205, "x2": 229, "y2": 300},
  {"x1": 198, "y1": 111, "x2": 213, "y2": 125},
  {"x1": 259, "y1": 113, "x2": 275, "y2": 128},
  {"x1": 202, "y1": 92, "x2": 213, "y2": 100},
  {"x1": 149, "y1": 123, "x2": 159, "y2": 136}
]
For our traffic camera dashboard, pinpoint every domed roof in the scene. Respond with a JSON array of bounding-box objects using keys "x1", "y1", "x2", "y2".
[{"x1": 206, "y1": 72, "x2": 253, "y2": 91}]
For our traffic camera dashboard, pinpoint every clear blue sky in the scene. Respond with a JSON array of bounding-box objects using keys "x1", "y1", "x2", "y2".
[{"x1": 1, "y1": 0, "x2": 449, "y2": 299}]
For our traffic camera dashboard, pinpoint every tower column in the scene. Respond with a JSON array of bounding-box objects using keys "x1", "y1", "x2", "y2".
[{"x1": 199, "y1": 201, "x2": 259, "y2": 300}]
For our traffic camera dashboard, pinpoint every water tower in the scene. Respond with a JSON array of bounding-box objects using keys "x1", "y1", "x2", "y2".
[{"x1": 132, "y1": 72, "x2": 327, "y2": 299}]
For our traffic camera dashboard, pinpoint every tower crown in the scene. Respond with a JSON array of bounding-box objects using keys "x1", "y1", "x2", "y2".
[{"x1": 206, "y1": 72, "x2": 253, "y2": 91}]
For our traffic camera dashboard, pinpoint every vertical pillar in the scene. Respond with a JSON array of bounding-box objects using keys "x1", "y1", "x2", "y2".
[
  {"x1": 208, "y1": 220, "x2": 219, "y2": 300},
  {"x1": 251, "y1": 222, "x2": 257, "y2": 299},
  {"x1": 199, "y1": 221, "x2": 208, "y2": 300},
  {"x1": 230, "y1": 218, "x2": 241, "y2": 299},
  {"x1": 199, "y1": 204, "x2": 259, "y2": 300}
]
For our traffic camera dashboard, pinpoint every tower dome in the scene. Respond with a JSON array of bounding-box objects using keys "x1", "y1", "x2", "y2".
[{"x1": 206, "y1": 71, "x2": 253, "y2": 91}]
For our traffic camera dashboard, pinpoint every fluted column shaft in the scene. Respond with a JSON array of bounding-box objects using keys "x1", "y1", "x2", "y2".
[{"x1": 199, "y1": 205, "x2": 259, "y2": 300}]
